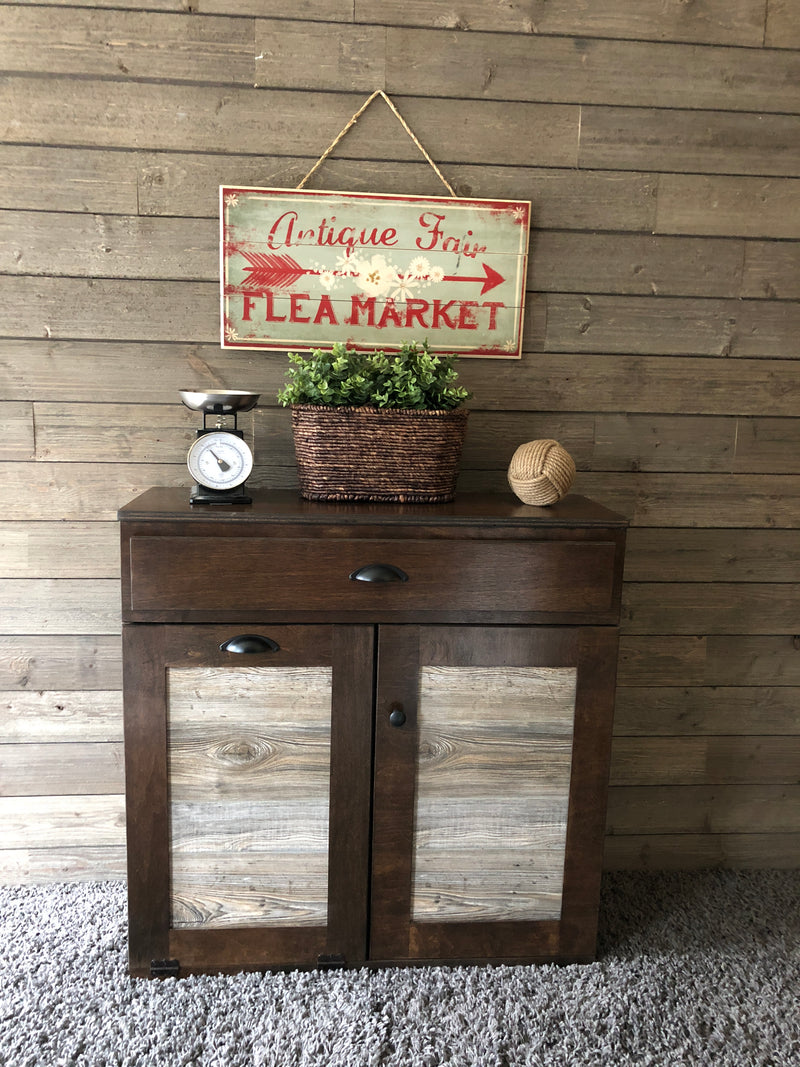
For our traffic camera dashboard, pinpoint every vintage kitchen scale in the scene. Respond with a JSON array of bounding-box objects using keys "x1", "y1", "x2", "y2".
[{"x1": 179, "y1": 390, "x2": 259, "y2": 505}]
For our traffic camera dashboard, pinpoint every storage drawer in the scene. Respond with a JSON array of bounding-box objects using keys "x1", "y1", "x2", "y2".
[{"x1": 126, "y1": 535, "x2": 619, "y2": 619}]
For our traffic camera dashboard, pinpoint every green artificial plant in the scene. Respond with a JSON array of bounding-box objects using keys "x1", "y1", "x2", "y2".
[{"x1": 277, "y1": 340, "x2": 471, "y2": 411}]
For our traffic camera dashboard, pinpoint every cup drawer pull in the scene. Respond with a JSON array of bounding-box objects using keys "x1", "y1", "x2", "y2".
[
  {"x1": 349, "y1": 563, "x2": 409, "y2": 584},
  {"x1": 220, "y1": 634, "x2": 280, "y2": 654}
]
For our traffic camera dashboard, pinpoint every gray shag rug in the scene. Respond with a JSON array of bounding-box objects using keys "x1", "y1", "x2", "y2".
[{"x1": 1, "y1": 871, "x2": 798, "y2": 1066}]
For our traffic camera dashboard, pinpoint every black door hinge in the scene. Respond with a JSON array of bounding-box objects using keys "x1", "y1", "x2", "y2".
[
  {"x1": 150, "y1": 958, "x2": 180, "y2": 978},
  {"x1": 316, "y1": 953, "x2": 346, "y2": 970}
]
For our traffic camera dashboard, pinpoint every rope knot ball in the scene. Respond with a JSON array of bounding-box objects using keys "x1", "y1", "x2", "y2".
[{"x1": 508, "y1": 439, "x2": 576, "y2": 506}]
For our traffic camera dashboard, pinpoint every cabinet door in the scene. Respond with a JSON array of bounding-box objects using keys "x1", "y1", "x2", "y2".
[
  {"x1": 370, "y1": 625, "x2": 618, "y2": 964},
  {"x1": 123, "y1": 623, "x2": 373, "y2": 976}
]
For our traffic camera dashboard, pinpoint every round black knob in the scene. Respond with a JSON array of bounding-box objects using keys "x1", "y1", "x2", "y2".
[{"x1": 389, "y1": 706, "x2": 406, "y2": 728}]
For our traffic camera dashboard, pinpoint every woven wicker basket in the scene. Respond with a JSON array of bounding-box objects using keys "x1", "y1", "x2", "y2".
[{"x1": 291, "y1": 404, "x2": 469, "y2": 503}]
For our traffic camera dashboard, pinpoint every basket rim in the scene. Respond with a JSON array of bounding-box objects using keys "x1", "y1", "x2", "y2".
[{"x1": 291, "y1": 403, "x2": 469, "y2": 416}]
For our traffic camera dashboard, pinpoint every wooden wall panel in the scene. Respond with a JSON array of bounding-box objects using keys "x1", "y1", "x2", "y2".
[
  {"x1": 0, "y1": 402, "x2": 33, "y2": 459},
  {"x1": 1, "y1": 0, "x2": 797, "y2": 881},
  {"x1": 544, "y1": 295, "x2": 800, "y2": 358},
  {"x1": 0, "y1": 691, "x2": 123, "y2": 741},
  {"x1": 0, "y1": 523, "x2": 119, "y2": 579},
  {"x1": 624, "y1": 529, "x2": 800, "y2": 583},
  {"x1": 354, "y1": 0, "x2": 769, "y2": 47},
  {"x1": 0, "y1": 637, "x2": 121, "y2": 691},
  {"x1": 580, "y1": 107, "x2": 800, "y2": 175},
  {"x1": 0, "y1": 79, "x2": 581, "y2": 167},
  {"x1": 379, "y1": 30, "x2": 800, "y2": 113},
  {"x1": 0, "y1": 580, "x2": 120, "y2": 636},
  {"x1": 0, "y1": 8, "x2": 255, "y2": 82},
  {"x1": 765, "y1": 0, "x2": 800, "y2": 49},
  {"x1": 613, "y1": 687, "x2": 800, "y2": 736},
  {"x1": 655, "y1": 174, "x2": 800, "y2": 240},
  {"x1": 605, "y1": 834, "x2": 800, "y2": 870}
]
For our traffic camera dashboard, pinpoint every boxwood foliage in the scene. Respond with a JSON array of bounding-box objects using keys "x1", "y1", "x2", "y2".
[{"x1": 277, "y1": 340, "x2": 471, "y2": 411}]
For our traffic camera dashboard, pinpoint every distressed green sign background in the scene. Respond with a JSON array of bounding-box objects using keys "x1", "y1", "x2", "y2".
[{"x1": 221, "y1": 187, "x2": 530, "y2": 358}]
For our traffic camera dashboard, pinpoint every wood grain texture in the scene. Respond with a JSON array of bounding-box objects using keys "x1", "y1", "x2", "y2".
[
  {"x1": 742, "y1": 241, "x2": 800, "y2": 300},
  {"x1": 530, "y1": 231, "x2": 744, "y2": 298},
  {"x1": 610, "y1": 737, "x2": 800, "y2": 786},
  {"x1": 0, "y1": 402, "x2": 34, "y2": 460},
  {"x1": 412, "y1": 665, "x2": 576, "y2": 922},
  {"x1": 0, "y1": 0, "x2": 353, "y2": 15},
  {"x1": 0, "y1": 846, "x2": 127, "y2": 885},
  {"x1": 580, "y1": 106, "x2": 800, "y2": 176},
  {"x1": 0, "y1": 795, "x2": 126, "y2": 849},
  {"x1": 461, "y1": 354, "x2": 800, "y2": 417},
  {"x1": 618, "y1": 635, "x2": 800, "y2": 687},
  {"x1": 624, "y1": 529, "x2": 800, "y2": 582},
  {"x1": 0, "y1": 636, "x2": 121, "y2": 691},
  {"x1": 382, "y1": 29, "x2": 800, "y2": 113},
  {"x1": 7, "y1": 343, "x2": 800, "y2": 417},
  {"x1": 656, "y1": 174, "x2": 800, "y2": 240},
  {"x1": 622, "y1": 583, "x2": 800, "y2": 635},
  {"x1": 0, "y1": 339, "x2": 282, "y2": 404},
  {"x1": 0, "y1": 690, "x2": 122, "y2": 742},
  {"x1": 0, "y1": 523, "x2": 119, "y2": 579},
  {"x1": 0, "y1": 742, "x2": 124, "y2": 796},
  {"x1": 255, "y1": 20, "x2": 385, "y2": 91},
  {"x1": 0, "y1": 144, "x2": 141, "y2": 214},
  {"x1": 167, "y1": 665, "x2": 332, "y2": 929},
  {"x1": 0, "y1": 210, "x2": 217, "y2": 281},
  {"x1": 0, "y1": 79, "x2": 580, "y2": 167},
  {"x1": 0, "y1": 580, "x2": 120, "y2": 636},
  {"x1": 134, "y1": 152, "x2": 659, "y2": 231},
  {"x1": 614, "y1": 687, "x2": 800, "y2": 737},
  {"x1": 544, "y1": 294, "x2": 800, "y2": 358},
  {"x1": 606, "y1": 784, "x2": 800, "y2": 835},
  {"x1": 765, "y1": 0, "x2": 800, "y2": 48},
  {"x1": 605, "y1": 833, "x2": 800, "y2": 870},
  {"x1": 0, "y1": 8, "x2": 255, "y2": 82},
  {"x1": 354, "y1": 0, "x2": 769, "y2": 46}
]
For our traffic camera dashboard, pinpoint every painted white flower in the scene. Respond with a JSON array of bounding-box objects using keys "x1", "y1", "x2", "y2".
[
  {"x1": 429, "y1": 265, "x2": 445, "y2": 284},
  {"x1": 504, "y1": 338, "x2": 517, "y2": 351},
  {"x1": 335, "y1": 251, "x2": 361, "y2": 276},
  {"x1": 319, "y1": 269, "x2": 336, "y2": 290},
  {"x1": 390, "y1": 272, "x2": 419, "y2": 304},
  {"x1": 408, "y1": 255, "x2": 431, "y2": 280},
  {"x1": 512, "y1": 205, "x2": 526, "y2": 222},
  {"x1": 355, "y1": 254, "x2": 398, "y2": 298},
  {"x1": 224, "y1": 193, "x2": 239, "y2": 208}
]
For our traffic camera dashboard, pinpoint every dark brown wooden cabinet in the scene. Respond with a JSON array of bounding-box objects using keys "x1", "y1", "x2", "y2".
[{"x1": 119, "y1": 488, "x2": 627, "y2": 977}]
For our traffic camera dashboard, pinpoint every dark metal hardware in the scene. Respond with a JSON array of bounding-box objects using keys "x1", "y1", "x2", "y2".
[
  {"x1": 219, "y1": 634, "x2": 280, "y2": 654},
  {"x1": 349, "y1": 563, "x2": 409, "y2": 584},
  {"x1": 150, "y1": 959, "x2": 180, "y2": 978},
  {"x1": 389, "y1": 703, "x2": 406, "y2": 728},
  {"x1": 317, "y1": 953, "x2": 346, "y2": 970}
]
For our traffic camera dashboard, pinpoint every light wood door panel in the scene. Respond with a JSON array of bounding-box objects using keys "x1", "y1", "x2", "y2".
[
  {"x1": 412, "y1": 663, "x2": 576, "y2": 923},
  {"x1": 167, "y1": 662, "x2": 333, "y2": 930}
]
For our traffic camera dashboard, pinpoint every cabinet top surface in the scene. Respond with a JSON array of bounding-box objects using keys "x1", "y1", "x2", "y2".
[{"x1": 118, "y1": 488, "x2": 627, "y2": 529}]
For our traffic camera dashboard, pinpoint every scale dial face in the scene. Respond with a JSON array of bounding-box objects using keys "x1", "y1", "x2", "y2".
[{"x1": 187, "y1": 430, "x2": 253, "y2": 490}]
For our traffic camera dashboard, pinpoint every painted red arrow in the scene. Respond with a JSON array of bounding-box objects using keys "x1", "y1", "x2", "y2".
[
  {"x1": 239, "y1": 252, "x2": 307, "y2": 290},
  {"x1": 443, "y1": 262, "x2": 505, "y2": 295}
]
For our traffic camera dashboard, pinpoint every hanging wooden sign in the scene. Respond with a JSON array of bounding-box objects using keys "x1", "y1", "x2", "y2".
[{"x1": 220, "y1": 187, "x2": 530, "y2": 358}]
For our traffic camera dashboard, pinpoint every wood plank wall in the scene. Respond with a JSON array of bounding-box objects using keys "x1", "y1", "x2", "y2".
[{"x1": 1, "y1": 0, "x2": 799, "y2": 882}]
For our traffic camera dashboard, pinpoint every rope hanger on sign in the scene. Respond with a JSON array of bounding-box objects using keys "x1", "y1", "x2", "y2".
[{"x1": 295, "y1": 89, "x2": 457, "y2": 197}]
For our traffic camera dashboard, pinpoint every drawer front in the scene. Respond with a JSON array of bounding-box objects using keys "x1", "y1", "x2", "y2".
[{"x1": 126, "y1": 535, "x2": 618, "y2": 618}]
